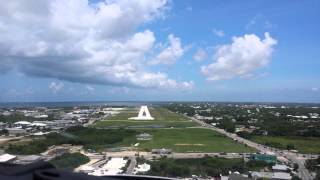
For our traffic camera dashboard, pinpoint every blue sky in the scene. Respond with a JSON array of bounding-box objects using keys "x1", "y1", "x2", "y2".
[{"x1": 0, "y1": 0, "x2": 319, "y2": 102}]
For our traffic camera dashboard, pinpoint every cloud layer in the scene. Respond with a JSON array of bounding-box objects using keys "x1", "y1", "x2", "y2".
[
  {"x1": 0, "y1": 0, "x2": 192, "y2": 89},
  {"x1": 193, "y1": 48, "x2": 207, "y2": 62},
  {"x1": 150, "y1": 34, "x2": 185, "y2": 65},
  {"x1": 49, "y1": 82, "x2": 64, "y2": 94},
  {"x1": 201, "y1": 32, "x2": 277, "y2": 81}
]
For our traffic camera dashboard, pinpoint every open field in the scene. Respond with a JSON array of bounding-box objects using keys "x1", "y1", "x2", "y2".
[
  {"x1": 93, "y1": 120, "x2": 197, "y2": 128},
  {"x1": 93, "y1": 107, "x2": 199, "y2": 128},
  {"x1": 106, "y1": 111, "x2": 137, "y2": 120},
  {"x1": 149, "y1": 108, "x2": 191, "y2": 121},
  {"x1": 251, "y1": 136, "x2": 320, "y2": 154},
  {"x1": 5, "y1": 108, "x2": 255, "y2": 154},
  {"x1": 92, "y1": 108, "x2": 254, "y2": 152},
  {"x1": 122, "y1": 128, "x2": 256, "y2": 153},
  {"x1": 5, "y1": 127, "x2": 255, "y2": 154},
  {"x1": 5, "y1": 128, "x2": 137, "y2": 154}
]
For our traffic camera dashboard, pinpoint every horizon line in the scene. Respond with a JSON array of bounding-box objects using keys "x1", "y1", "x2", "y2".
[{"x1": 0, "y1": 100, "x2": 319, "y2": 104}]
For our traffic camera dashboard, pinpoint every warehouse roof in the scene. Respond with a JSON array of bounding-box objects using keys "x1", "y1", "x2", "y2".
[{"x1": 0, "y1": 154, "x2": 16, "y2": 162}]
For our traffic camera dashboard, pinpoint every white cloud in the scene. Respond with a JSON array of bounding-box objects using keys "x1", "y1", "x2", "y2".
[
  {"x1": 150, "y1": 34, "x2": 185, "y2": 65},
  {"x1": 0, "y1": 0, "x2": 191, "y2": 89},
  {"x1": 85, "y1": 85, "x2": 95, "y2": 92},
  {"x1": 212, "y1": 28, "x2": 224, "y2": 37},
  {"x1": 49, "y1": 82, "x2": 64, "y2": 94},
  {"x1": 193, "y1": 48, "x2": 207, "y2": 62},
  {"x1": 312, "y1": 87, "x2": 319, "y2": 92},
  {"x1": 201, "y1": 32, "x2": 277, "y2": 81}
]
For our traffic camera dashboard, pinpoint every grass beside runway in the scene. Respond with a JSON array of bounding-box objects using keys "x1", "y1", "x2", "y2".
[
  {"x1": 92, "y1": 120, "x2": 197, "y2": 128},
  {"x1": 5, "y1": 127, "x2": 256, "y2": 154},
  {"x1": 121, "y1": 128, "x2": 256, "y2": 153},
  {"x1": 91, "y1": 107, "x2": 255, "y2": 152},
  {"x1": 250, "y1": 136, "x2": 320, "y2": 154}
]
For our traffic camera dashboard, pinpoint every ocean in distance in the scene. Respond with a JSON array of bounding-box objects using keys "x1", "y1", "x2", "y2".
[{"x1": 0, "y1": 101, "x2": 169, "y2": 108}]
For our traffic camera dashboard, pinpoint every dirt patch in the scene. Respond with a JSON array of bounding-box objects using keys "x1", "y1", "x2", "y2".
[{"x1": 175, "y1": 143, "x2": 205, "y2": 146}]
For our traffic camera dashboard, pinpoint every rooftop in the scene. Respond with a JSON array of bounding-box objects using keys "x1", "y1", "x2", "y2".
[
  {"x1": 272, "y1": 164, "x2": 289, "y2": 171},
  {"x1": 0, "y1": 154, "x2": 16, "y2": 163}
]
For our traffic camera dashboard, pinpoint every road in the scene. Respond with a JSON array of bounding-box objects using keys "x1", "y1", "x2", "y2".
[
  {"x1": 0, "y1": 136, "x2": 24, "y2": 145},
  {"x1": 83, "y1": 114, "x2": 111, "y2": 127},
  {"x1": 126, "y1": 157, "x2": 137, "y2": 174},
  {"x1": 189, "y1": 116, "x2": 314, "y2": 180},
  {"x1": 85, "y1": 151, "x2": 250, "y2": 159}
]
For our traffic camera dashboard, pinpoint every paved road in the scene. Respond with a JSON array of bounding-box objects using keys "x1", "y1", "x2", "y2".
[
  {"x1": 0, "y1": 136, "x2": 24, "y2": 145},
  {"x1": 85, "y1": 151, "x2": 249, "y2": 160},
  {"x1": 126, "y1": 157, "x2": 137, "y2": 174},
  {"x1": 189, "y1": 116, "x2": 314, "y2": 180},
  {"x1": 83, "y1": 115, "x2": 109, "y2": 127}
]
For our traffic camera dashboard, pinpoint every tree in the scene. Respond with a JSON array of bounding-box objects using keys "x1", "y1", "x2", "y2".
[
  {"x1": 49, "y1": 153, "x2": 89, "y2": 170},
  {"x1": 292, "y1": 175, "x2": 301, "y2": 180},
  {"x1": 218, "y1": 119, "x2": 235, "y2": 133},
  {"x1": 315, "y1": 170, "x2": 320, "y2": 180},
  {"x1": 237, "y1": 131, "x2": 252, "y2": 139},
  {"x1": 286, "y1": 144, "x2": 295, "y2": 150},
  {"x1": 293, "y1": 163, "x2": 299, "y2": 171},
  {"x1": 0, "y1": 129, "x2": 8, "y2": 135},
  {"x1": 305, "y1": 158, "x2": 319, "y2": 171}
]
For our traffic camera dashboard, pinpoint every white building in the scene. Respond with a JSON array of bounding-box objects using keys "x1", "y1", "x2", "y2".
[
  {"x1": 272, "y1": 172, "x2": 292, "y2": 180},
  {"x1": 272, "y1": 164, "x2": 289, "y2": 172},
  {"x1": 251, "y1": 171, "x2": 291, "y2": 180},
  {"x1": 31, "y1": 122, "x2": 47, "y2": 127},
  {"x1": 0, "y1": 154, "x2": 16, "y2": 163},
  {"x1": 88, "y1": 158, "x2": 127, "y2": 176},
  {"x1": 14, "y1": 121, "x2": 32, "y2": 127},
  {"x1": 129, "y1": 106, "x2": 154, "y2": 120},
  {"x1": 34, "y1": 114, "x2": 48, "y2": 118},
  {"x1": 15, "y1": 155, "x2": 42, "y2": 164},
  {"x1": 6, "y1": 127, "x2": 27, "y2": 136},
  {"x1": 134, "y1": 163, "x2": 150, "y2": 174}
]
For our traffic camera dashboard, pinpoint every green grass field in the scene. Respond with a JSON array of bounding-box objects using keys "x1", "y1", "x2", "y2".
[
  {"x1": 251, "y1": 136, "x2": 320, "y2": 154},
  {"x1": 93, "y1": 120, "x2": 197, "y2": 128},
  {"x1": 90, "y1": 107, "x2": 255, "y2": 153},
  {"x1": 149, "y1": 108, "x2": 190, "y2": 121},
  {"x1": 120, "y1": 128, "x2": 256, "y2": 153},
  {"x1": 106, "y1": 111, "x2": 137, "y2": 120},
  {"x1": 6, "y1": 107, "x2": 256, "y2": 154},
  {"x1": 93, "y1": 107, "x2": 199, "y2": 128}
]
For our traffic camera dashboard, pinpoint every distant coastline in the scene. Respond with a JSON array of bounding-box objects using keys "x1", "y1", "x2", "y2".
[{"x1": 0, "y1": 101, "x2": 319, "y2": 108}]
